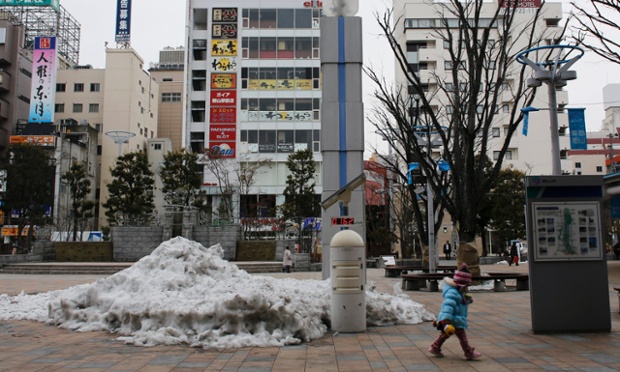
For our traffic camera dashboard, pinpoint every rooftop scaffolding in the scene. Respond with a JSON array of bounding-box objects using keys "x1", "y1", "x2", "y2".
[{"x1": 0, "y1": 5, "x2": 80, "y2": 66}]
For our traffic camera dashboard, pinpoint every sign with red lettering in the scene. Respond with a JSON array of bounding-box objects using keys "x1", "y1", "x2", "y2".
[
  {"x1": 209, "y1": 125, "x2": 237, "y2": 141},
  {"x1": 303, "y1": 1, "x2": 323, "y2": 7},
  {"x1": 210, "y1": 107, "x2": 236, "y2": 123},
  {"x1": 499, "y1": 0, "x2": 541, "y2": 8},
  {"x1": 210, "y1": 90, "x2": 237, "y2": 106},
  {"x1": 213, "y1": 8, "x2": 238, "y2": 22}
]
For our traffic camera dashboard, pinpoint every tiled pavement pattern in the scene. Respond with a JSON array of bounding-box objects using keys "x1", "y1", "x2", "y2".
[{"x1": 0, "y1": 260, "x2": 619, "y2": 371}]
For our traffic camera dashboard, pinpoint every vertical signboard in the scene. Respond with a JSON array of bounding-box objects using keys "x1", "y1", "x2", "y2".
[
  {"x1": 567, "y1": 108, "x2": 587, "y2": 150},
  {"x1": 209, "y1": 7, "x2": 239, "y2": 159},
  {"x1": 29, "y1": 36, "x2": 57, "y2": 123},
  {"x1": 115, "y1": 0, "x2": 132, "y2": 43}
]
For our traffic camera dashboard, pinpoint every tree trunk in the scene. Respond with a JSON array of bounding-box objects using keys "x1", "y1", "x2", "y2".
[{"x1": 456, "y1": 241, "x2": 481, "y2": 282}]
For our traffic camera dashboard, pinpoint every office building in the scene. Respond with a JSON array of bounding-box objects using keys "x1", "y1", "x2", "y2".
[{"x1": 184, "y1": 0, "x2": 323, "y2": 223}]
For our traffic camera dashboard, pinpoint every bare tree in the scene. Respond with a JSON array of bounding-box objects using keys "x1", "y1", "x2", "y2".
[
  {"x1": 571, "y1": 0, "x2": 620, "y2": 65},
  {"x1": 369, "y1": 2, "x2": 564, "y2": 252},
  {"x1": 202, "y1": 148, "x2": 271, "y2": 226}
]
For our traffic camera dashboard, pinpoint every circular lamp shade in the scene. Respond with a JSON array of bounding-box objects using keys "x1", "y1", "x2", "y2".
[{"x1": 323, "y1": 0, "x2": 359, "y2": 17}]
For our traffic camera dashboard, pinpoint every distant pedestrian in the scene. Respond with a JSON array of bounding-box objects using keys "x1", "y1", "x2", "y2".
[
  {"x1": 614, "y1": 242, "x2": 620, "y2": 260},
  {"x1": 282, "y1": 246, "x2": 293, "y2": 273},
  {"x1": 443, "y1": 240, "x2": 452, "y2": 260},
  {"x1": 428, "y1": 264, "x2": 481, "y2": 360},
  {"x1": 509, "y1": 242, "x2": 519, "y2": 266}
]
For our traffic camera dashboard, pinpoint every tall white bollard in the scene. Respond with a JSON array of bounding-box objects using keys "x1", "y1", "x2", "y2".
[{"x1": 331, "y1": 229, "x2": 366, "y2": 332}]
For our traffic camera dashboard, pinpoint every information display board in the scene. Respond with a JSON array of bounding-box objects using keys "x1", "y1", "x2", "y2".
[{"x1": 531, "y1": 202, "x2": 602, "y2": 261}]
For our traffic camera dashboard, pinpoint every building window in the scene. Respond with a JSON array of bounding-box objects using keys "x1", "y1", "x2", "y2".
[
  {"x1": 56, "y1": 83, "x2": 66, "y2": 92},
  {"x1": 492, "y1": 127, "x2": 500, "y2": 137},
  {"x1": 506, "y1": 150, "x2": 512, "y2": 160},
  {"x1": 54, "y1": 103, "x2": 64, "y2": 113},
  {"x1": 493, "y1": 151, "x2": 500, "y2": 160},
  {"x1": 444, "y1": 61, "x2": 453, "y2": 70},
  {"x1": 575, "y1": 162, "x2": 582, "y2": 168},
  {"x1": 89, "y1": 103, "x2": 99, "y2": 113},
  {"x1": 153, "y1": 143, "x2": 162, "y2": 150},
  {"x1": 73, "y1": 103, "x2": 83, "y2": 113},
  {"x1": 596, "y1": 166, "x2": 603, "y2": 172},
  {"x1": 192, "y1": 70, "x2": 207, "y2": 91},
  {"x1": 95, "y1": 123, "x2": 102, "y2": 132},
  {"x1": 90, "y1": 83, "x2": 100, "y2": 92},
  {"x1": 190, "y1": 132, "x2": 205, "y2": 153},
  {"x1": 193, "y1": 39, "x2": 207, "y2": 60},
  {"x1": 193, "y1": 8, "x2": 208, "y2": 30},
  {"x1": 74, "y1": 83, "x2": 84, "y2": 92},
  {"x1": 191, "y1": 101, "x2": 206, "y2": 122},
  {"x1": 162, "y1": 92, "x2": 182, "y2": 102}
]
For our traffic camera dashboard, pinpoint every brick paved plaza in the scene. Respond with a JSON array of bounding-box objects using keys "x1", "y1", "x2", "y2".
[{"x1": 0, "y1": 260, "x2": 619, "y2": 371}]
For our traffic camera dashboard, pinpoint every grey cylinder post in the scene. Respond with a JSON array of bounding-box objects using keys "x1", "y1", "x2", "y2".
[{"x1": 330, "y1": 229, "x2": 366, "y2": 332}]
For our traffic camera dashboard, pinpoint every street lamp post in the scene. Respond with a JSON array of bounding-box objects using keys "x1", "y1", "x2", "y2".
[
  {"x1": 409, "y1": 91, "x2": 439, "y2": 273},
  {"x1": 376, "y1": 132, "x2": 396, "y2": 257},
  {"x1": 517, "y1": 45, "x2": 583, "y2": 176}
]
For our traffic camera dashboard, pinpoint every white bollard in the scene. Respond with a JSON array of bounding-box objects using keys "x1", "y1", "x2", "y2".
[{"x1": 330, "y1": 229, "x2": 366, "y2": 332}]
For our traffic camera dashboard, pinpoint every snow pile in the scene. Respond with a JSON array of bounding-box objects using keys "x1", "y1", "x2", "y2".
[{"x1": 0, "y1": 237, "x2": 435, "y2": 349}]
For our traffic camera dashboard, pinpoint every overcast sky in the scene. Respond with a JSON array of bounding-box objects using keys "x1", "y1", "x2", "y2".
[{"x1": 58, "y1": 0, "x2": 620, "y2": 145}]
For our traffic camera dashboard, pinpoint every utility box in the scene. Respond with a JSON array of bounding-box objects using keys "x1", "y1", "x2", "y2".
[{"x1": 331, "y1": 229, "x2": 366, "y2": 332}]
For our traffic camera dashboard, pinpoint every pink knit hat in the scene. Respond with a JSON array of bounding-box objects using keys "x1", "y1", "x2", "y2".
[{"x1": 453, "y1": 264, "x2": 472, "y2": 286}]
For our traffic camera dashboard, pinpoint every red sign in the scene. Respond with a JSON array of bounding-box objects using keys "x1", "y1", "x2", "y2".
[
  {"x1": 209, "y1": 141, "x2": 236, "y2": 158},
  {"x1": 304, "y1": 1, "x2": 323, "y2": 7},
  {"x1": 209, "y1": 125, "x2": 237, "y2": 141},
  {"x1": 210, "y1": 107, "x2": 236, "y2": 123},
  {"x1": 210, "y1": 90, "x2": 237, "y2": 107}
]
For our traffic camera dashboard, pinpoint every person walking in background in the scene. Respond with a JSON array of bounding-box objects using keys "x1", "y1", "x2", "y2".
[
  {"x1": 509, "y1": 242, "x2": 519, "y2": 266},
  {"x1": 428, "y1": 264, "x2": 482, "y2": 360},
  {"x1": 443, "y1": 240, "x2": 452, "y2": 260},
  {"x1": 282, "y1": 246, "x2": 293, "y2": 273}
]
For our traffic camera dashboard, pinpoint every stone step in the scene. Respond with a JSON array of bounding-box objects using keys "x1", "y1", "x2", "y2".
[{"x1": 0, "y1": 261, "x2": 285, "y2": 275}]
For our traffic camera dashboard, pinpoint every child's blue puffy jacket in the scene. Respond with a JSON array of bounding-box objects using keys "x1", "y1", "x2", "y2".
[{"x1": 437, "y1": 284, "x2": 469, "y2": 329}]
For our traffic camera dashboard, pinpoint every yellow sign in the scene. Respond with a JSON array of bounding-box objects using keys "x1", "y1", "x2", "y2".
[
  {"x1": 1, "y1": 225, "x2": 29, "y2": 237},
  {"x1": 247, "y1": 79, "x2": 314, "y2": 91},
  {"x1": 10, "y1": 135, "x2": 56, "y2": 147},
  {"x1": 211, "y1": 40, "x2": 237, "y2": 56}
]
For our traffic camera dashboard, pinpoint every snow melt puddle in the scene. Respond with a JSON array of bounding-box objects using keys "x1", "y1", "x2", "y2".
[{"x1": 0, "y1": 237, "x2": 435, "y2": 349}]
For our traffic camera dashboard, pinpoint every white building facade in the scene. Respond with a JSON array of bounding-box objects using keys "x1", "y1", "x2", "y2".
[
  {"x1": 184, "y1": 0, "x2": 323, "y2": 222},
  {"x1": 393, "y1": 0, "x2": 573, "y2": 176}
]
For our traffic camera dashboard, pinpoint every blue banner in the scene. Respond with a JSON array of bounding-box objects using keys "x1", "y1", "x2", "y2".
[
  {"x1": 567, "y1": 108, "x2": 587, "y2": 150},
  {"x1": 115, "y1": 0, "x2": 132, "y2": 43},
  {"x1": 521, "y1": 106, "x2": 539, "y2": 137}
]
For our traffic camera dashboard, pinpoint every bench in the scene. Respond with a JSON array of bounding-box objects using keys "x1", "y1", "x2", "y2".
[
  {"x1": 401, "y1": 272, "x2": 529, "y2": 292},
  {"x1": 615, "y1": 287, "x2": 620, "y2": 314},
  {"x1": 385, "y1": 265, "x2": 456, "y2": 278}
]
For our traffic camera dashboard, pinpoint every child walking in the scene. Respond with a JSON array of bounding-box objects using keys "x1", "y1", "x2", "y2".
[{"x1": 428, "y1": 264, "x2": 482, "y2": 360}]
